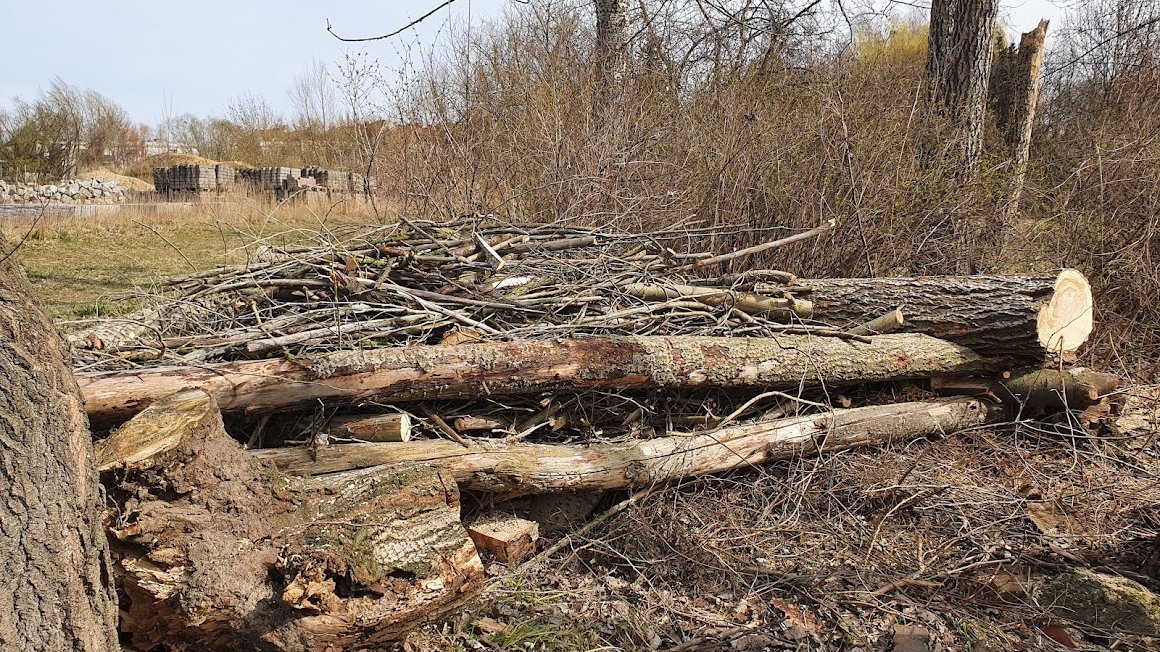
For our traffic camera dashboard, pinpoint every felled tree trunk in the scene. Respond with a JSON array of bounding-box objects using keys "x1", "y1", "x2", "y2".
[
  {"x1": 254, "y1": 398, "x2": 1005, "y2": 495},
  {"x1": 79, "y1": 333, "x2": 1007, "y2": 426},
  {"x1": 786, "y1": 270, "x2": 1092, "y2": 360},
  {"x1": 0, "y1": 242, "x2": 119, "y2": 650},
  {"x1": 97, "y1": 390, "x2": 483, "y2": 651}
]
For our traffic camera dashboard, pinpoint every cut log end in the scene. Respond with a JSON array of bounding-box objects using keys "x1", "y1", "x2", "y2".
[
  {"x1": 1038, "y1": 269, "x2": 1093, "y2": 354},
  {"x1": 330, "y1": 412, "x2": 413, "y2": 442}
]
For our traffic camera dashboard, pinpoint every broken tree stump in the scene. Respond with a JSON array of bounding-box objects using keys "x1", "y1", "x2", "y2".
[
  {"x1": 784, "y1": 270, "x2": 1093, "y2": 361},
  {"x1": 96, "y1": 390, "x2": 483, "y2": 651},
  {"x1": 79, "y1": 334, "x2": 1007, "y2": 426},
  {"x1": 254, "y1": 397, "x2": 1006, "y2": 495}
]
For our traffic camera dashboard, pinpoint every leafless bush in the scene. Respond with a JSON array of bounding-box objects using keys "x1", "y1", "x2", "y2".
[{"x1": 1029, "y1": 0, "x2": 1160, "y2": 376}]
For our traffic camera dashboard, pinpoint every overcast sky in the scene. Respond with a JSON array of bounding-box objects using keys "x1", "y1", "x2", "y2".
[{"x1": 0, "y1": 0, "x2": 1071, "y2": 127}]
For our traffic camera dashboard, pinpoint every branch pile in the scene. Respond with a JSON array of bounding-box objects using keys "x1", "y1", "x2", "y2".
[{"x1": 76, "y1": 219, "x2": 1114, "y2": 651}]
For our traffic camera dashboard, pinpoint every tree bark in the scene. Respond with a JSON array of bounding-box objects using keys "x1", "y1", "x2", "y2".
[
  {"x1": 254, "y1": 398, "x2": 1005, "y2": 494},
  {"x1": 78, "y1": 333, "x2": 1007, "y2": 426},
  {"x1": 96, "y1": 390, "x2": 483, "y2": 651},
  {"x1": 595, "y1": 0, "x2": 630, "y2": 91},
  {"x1": 926, "y1": 0, "x2": 999, "y2": 177},
  {"x1": 785, "y1": 269, "x2": 1093, "y2": 361},
  {"x1": 1006, "y1": 19, "x2": 1049, "y2": 219},
  {"x1": 0, "y1": 243, "x2": 119, "y2": 650}
]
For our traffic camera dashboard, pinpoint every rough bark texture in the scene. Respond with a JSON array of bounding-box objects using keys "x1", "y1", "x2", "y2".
[
  {"x1": 78, "y1": 334, "x2": 1006, "y2": 426},
  {"x1": 0, "y1": 248, "x2": 119, "y2": 650},
  {"x1": 996, "y1": 367, "x2": 1120, "y2": 411},
  {"x1": 595, "y1": 0, "x2": 629, "y2": 89},
  {"x1": 1006, "y1": 19, "x2": 1049, "y2": 218},
  {"x1": 926, "y1": 0, "x2": 999, "y2": 176},
  {"x1": 788, "y1": 271, "x2": 1092, "y2": 361},
  {"x1": 98, "y1": 390, "x2": 483, "y2": 651},
  {"x1": 255, "y1": 398, "x2": 1005, "y2": 494}
]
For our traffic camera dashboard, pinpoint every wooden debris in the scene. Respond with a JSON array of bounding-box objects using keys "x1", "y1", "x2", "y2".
[
  {"x1": 254, "y1": 397, "x2": 1005, "y2": 494},
  {"x1": 327, "y1": 412, "x2": 412, "y2": 442},
  {"x1": 78, "y1": 333, "x2": 1006, "y2": 425},
  {"x1": 100, "y1": 390, "x2": 483, "y2": 651},
  {"x1": 466, "y1": 515, "x2": 539, "y2": 564},
  {"x1": 849, "y1": 307, "x2": 905, "y2": 336},
  {"x1": 787, "y1": 270, "x2": 1093, "y2": 361}
]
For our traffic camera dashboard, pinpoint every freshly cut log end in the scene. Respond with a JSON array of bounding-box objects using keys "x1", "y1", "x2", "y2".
[
  {"x1": 329, "y1": 412, "x2": 413, "y2": 442},
  {"x1": 467, "y1": 515, "x2": 540, "y2": 564},
  {"x1": 1037, "y1": 269, "x2": 1093, "y2": 355},
  {"x1": 791, "y1": 269, "x2": 1095, "y2": 362},
  {"x1": 850, "y1": 308, "x2": 905, "y2": 336}
]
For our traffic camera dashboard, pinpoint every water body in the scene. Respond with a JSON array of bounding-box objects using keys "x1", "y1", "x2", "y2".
[{"x1": 0, "y1": 203, "x2": 195, "y2": 219}]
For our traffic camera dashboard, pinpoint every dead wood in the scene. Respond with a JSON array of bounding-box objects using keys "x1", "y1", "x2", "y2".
[
  {"x1": 931, "y1": 367, "x2": 1120, "y2": 411},
  {"x1": 78, "y1": 334, "x2": 1007, "y2": 426},
  {"x1": 254, "y1": 397, "x2": 1006, "y2": 495},
  {"x1": 98, "y1": 390, "x2": 483, "y2": 651}
]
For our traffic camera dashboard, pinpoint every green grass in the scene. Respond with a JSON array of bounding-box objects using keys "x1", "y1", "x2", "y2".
[{"x1": 2, "y1": 200, "x2": 383, "y2": 323}]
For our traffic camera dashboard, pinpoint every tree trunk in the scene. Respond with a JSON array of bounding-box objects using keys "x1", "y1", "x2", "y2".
[
  {"x1": 785, "y1": 269, "x2": 1092, "y2": 361},
  {"x1": 78, "y1": 333, "x2": 1007, "y2": 426},
  {"x1": 254, "y1": 398, "x2": 1005, "y2": 494},
  {"x1": 96, "y1": 390, "x2": 483, "y2": 651},
  {"x1": 926, "y1": 0, "x2": 999, "y2": 177},
  {"x1": 595, "y1": 0, "x2": 629, "y2": 91},
  {"x1": 0, "y1": 244, "x2": 119, "y2": 650},
  {"x1": 1006, "y1": 19, "x2": 1049, "y2": 219}
]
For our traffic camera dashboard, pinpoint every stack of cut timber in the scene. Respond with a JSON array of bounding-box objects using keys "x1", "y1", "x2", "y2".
[{"x1": 78, "y1": 220, "x2": 1114, "y2": 651}]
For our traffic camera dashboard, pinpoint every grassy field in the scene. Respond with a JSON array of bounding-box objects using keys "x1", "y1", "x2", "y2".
[{"x1": 1, "y1": 198, "x2": 384, "y2": 324}]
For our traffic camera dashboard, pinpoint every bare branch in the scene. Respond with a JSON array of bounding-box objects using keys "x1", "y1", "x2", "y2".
[{"x1": 327, "y1": 0, "x2": 461, "y2": 42}]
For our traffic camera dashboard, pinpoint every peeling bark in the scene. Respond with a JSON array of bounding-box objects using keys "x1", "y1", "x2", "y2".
[
  {"x1": 255, "y1": 398, "x2": 1006, "y2": 494},
  {"x1": 78, "y1": 334, "x2": 1007, "y2": 426},
  {"x1": 98, "y1": 390, "x2": 483, "y2": 651}
]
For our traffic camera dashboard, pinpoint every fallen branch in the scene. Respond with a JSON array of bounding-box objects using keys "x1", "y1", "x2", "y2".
[{"x1": 254, "y1": 397, "x2": 1006, "y2": 494}]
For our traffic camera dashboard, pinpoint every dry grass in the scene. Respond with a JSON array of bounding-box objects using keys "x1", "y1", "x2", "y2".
[
  {"x1": 413, "y1": 387, "x2": 1160, "y2": 651},
  {"x1": 1, "y1": 197, "x2": 385, "y2": 321}
]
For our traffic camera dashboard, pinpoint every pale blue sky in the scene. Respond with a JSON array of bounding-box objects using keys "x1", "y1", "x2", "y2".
[{"x1": 0, "y1": 0, "x2": 1069, "y2": 126}]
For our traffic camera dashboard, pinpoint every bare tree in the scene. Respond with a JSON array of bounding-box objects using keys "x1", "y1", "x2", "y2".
[
  {"x1": 0, "y1": 240, "x2": 120, "y2": 650},
  {"x1": 925, "y1": 0, "x2": 998, "y2": 177},
  {"x1": 290, "y1": 60, "x2": 338, "y2": 130}
]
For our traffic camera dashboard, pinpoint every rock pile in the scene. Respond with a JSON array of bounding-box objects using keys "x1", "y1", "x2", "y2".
[{"x1": 0, "y1": 178, "x2": 130, "y2": 205}]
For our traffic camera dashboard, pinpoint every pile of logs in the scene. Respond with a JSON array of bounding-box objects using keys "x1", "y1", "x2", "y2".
[{"x1": 76, "y1": 220, "x2": 1115, "y2": 651}]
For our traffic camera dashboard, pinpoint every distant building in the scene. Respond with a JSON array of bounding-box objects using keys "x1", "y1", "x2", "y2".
[{"x1": 145, "y1": 139, "x2": 199, "y2": 158}]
